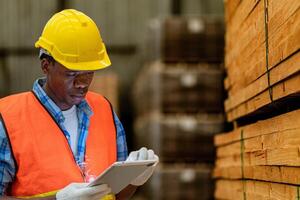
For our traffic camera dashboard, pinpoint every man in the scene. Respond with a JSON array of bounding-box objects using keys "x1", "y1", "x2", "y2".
[{"x1": 0, "y1": 9, "x2": 158, "y2": 200}]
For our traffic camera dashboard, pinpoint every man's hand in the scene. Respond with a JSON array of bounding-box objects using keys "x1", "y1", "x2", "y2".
[
  {"x1": 56, "y1": 182, "x2": 111, "y2": 200},
  {"x1": 126, "y1": 147, "x2": 159, "y2": 186}
]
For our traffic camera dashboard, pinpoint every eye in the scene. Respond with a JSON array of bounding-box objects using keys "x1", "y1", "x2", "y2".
[
  {"x1": 66, "y1": 72, "x2": 77, "y2": 77},
  {"x1": 87, "y1": 72, "x2": 94, "y2": 76}
]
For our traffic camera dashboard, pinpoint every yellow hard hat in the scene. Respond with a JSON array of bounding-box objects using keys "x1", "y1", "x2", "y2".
[{"x1": 35, "y1": 9, "x2": 111, "y2": 71}]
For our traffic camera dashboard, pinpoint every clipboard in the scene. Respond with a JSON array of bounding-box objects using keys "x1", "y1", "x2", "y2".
[{"x1": 87, "y1": 160, "x2": 156, "y2": 194}]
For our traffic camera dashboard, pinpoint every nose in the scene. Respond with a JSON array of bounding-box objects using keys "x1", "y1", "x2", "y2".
[{"x1": 74, "y1": 72, "x2": 94, "y2": 89}]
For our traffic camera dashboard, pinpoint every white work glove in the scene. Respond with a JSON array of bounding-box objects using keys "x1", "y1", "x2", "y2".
[
  {"x1": 126, "y1": 147, "x2": 159, "y2": 186},
  {"x1": 56, "y1": 182, "x2": 111, "y2": 200}
]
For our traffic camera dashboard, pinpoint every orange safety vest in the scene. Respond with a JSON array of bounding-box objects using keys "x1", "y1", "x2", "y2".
[{"x1": 0, "y1": 91, "x2": 117, "y2": 198}]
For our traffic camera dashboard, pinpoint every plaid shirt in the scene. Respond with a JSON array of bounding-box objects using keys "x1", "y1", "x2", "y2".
[{"x1": 0, "y1": 78, "x2": 128, "y2": 194}]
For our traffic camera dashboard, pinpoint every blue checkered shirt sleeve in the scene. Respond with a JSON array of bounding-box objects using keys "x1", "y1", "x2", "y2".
[
  {"x1": 114, "y1": 112, "x2": 128, "y2": 161},
  {"x1": 0, "y1": 120, "x2": 15, "y2": 195}
]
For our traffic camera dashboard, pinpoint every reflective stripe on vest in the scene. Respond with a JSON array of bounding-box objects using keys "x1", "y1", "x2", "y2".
[{"x1": 0, "y1": 91, "x2": 117, "y2": 197}]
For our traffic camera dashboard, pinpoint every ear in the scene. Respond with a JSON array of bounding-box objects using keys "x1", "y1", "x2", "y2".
[{"x1": 41, "y1": 58, "x2": 51, "y2": 74}]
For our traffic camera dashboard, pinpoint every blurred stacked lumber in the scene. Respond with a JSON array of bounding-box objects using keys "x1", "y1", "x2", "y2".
[
  {"x1": 133, "y1": 61, "x2": 223, "y2": 115},
  {"x1": 89, "y1": 72, "x2": 119, "y2": 113},
  {"x1": 135, "y1": 112, "x2": 224, "y2": 163},
  {"x1": 162, "y1": 17, "x2": 224, "y2": 63},
  {"x1": 214, "y1": 0, "x2": 300, "y2": 199},
  {"x1": 133, "y1": 16, "x2": 225, "y2": 199},
  {"x1": 145, "y1": 16, "x2": 224, "y2": 64},
  {"x1": 140, "y1": 164, "x2": 214, "y2": 200}
]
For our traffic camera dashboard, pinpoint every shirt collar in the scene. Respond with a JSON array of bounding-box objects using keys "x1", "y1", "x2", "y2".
[{"x1": 32, "y1": 78, "x2": 93, "y2": 121}]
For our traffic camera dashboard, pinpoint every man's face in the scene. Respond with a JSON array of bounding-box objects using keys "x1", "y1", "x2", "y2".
[{"x1": 42, "y1": 59, "x2": 94, "y2": 110}]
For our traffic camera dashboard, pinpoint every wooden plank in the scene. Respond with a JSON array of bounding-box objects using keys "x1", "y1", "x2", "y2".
[
  {"x1": 216, "y1": 128, "x2": 300, "y2": 158},
  {"x1": 214, "y1": 109, "x2": 300, "y2": 146},
  {"x1": 225, "y1": 0, "x2": 265, "y2": 86},
  {"x1": 225, "y1": 50, "x2": 300, "y2": 112},
  {"x1": 225, "y1": 0, "x2": 261, "y2": 59},
  {"x1": 215, "y1": 179, "x2": 299, "y2": 200},
  {"x1": 216, "y1": 146, "x2": 300, "y2": 167},
  {"x1": 268, "y1": 6, "x2": 300, "y2": 68},
  {"x1": 224, "y1": 0, "x2": 242, "y2": 23},
  {"x1": 213, "y1": 166, "x2": 300, "y2": 185},
  {"x1": 268, "y1": 0, "x2": 300, "y2": 36},
  {"x1": 227, "y1": 73, "x2": 300, "y2": 121}
]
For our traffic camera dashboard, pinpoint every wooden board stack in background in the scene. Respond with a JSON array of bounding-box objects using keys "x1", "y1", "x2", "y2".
[
  {"x1": 215, "y1": 0, "x2": 300, "y2": 199},
  {"x1": 133, "y1": 61, "x2": 223, "y2": 115},
  {"x1": 133, "y1": 16, "x2": 225, "y2": 200},
  {"x1": 134, "y1": 113, "x2": 224, "y2": 163},
  {"x1": 140, "y1": 164, "x2": 214, "y2": 200},
  {"x1": 162, "y1": 16, "x2": 224, "y2": 63},
  {"x1": 89, "y1": 72, "x2": 119, "y2": 114}
]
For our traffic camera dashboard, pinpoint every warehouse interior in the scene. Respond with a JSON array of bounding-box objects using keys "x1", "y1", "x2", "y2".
[{"x1": 0, "y1": 0, "x2": 299, "y2": 199}]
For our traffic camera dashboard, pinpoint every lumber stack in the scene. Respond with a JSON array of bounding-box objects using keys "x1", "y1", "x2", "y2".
[
  {"x1": 134, "y1": 113, "x2": 224, "y2": 163},
  {"x1": 214, "y1": 109, "x2": 300, "y2": 199},
  {"x1": 215, "y1": 0, "x2": 300, "y2": 199},
  {"x1": 224, "y1": 0, "x2": 300, "y2": 122},
  {"x1": 133, "y1": 61, "x2": 223, "y2": 115},
  {"x1": 89, "y1": 72, "x2": 119, "y2": 114},
  {"x1": 133, "y1": 16, "x2": 225, "y2": 199},
  {"x1": 162, "y1": 17, "x2": 224, "y2": 63},
  {"x1": 140, "y1": 164, "x2": 214, "y2": 200}
]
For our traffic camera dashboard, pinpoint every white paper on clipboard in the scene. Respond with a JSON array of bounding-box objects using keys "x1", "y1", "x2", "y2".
[{"x1": 87, "y1": 160, "x2": 156, "y2": 194}]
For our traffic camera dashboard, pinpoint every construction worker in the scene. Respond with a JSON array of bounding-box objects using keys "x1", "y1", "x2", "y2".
[{"x1": 0, "y1": 9, "x2": 158, "y2": 200}]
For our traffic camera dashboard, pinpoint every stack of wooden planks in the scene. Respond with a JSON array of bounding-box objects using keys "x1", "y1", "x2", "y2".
[
  {"x1": 89, "y1": 72, "x2": 119, "y2": 114},
  {"x1": 132, "y1": 61, "x2": 223, "y2": 115},
  {"x1": 215, "y1": 0, "x2": 300, "y2": 199},
  {"x1": 134, "y1": 113, "x2": 224, "y2": 163},
  {"x1": 224, "y1": 0, "x2": 300, "y2": 122},
  {"x1": 140, "y1": 164, "x2": 214, "y2": 200},
  {"x1": 162, "y1": 16, "x2": 224, "y2": 63},
  {"x1": 214, "y1": 109, "x2": 300, "y2": 199}
]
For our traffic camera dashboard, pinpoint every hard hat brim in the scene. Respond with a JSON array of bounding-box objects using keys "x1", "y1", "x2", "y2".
[
  {"x1": 35, "y1": 42, "x2": 111, "y2": 71},
  {"x1": 57, "y1": 52, "x2": 111, "y2": 71}
]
